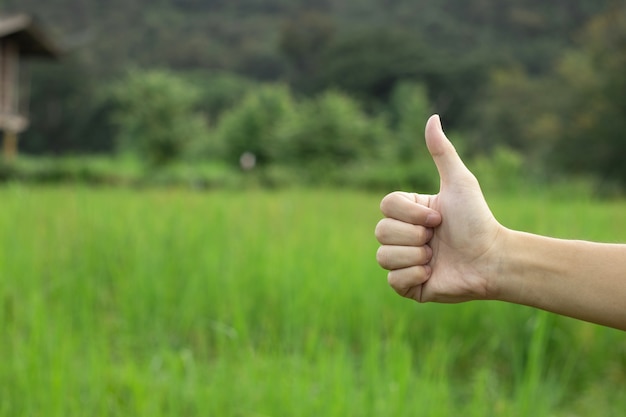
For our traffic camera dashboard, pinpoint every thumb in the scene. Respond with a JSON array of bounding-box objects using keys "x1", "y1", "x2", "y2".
[{"x1": 424, "y1": 114, "x2": 470, "y2": 185}]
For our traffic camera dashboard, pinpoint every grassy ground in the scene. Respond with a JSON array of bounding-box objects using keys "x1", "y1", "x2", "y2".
[{"x1": 0, "y1": 185, "x2": 625, "y2": 416}]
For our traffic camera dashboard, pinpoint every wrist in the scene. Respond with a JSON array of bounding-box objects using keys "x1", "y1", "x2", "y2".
[
  {"x1": 483, "y1": 226, "x2": 519, "y2": 302},
  {"x1": 487, "y1": 228, "x2": 564, "y2": 306}
]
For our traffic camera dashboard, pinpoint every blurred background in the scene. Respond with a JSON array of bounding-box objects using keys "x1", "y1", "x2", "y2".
[
  {"x1": 2, "y1": 2, "x2": 626, "y2": 416},
  {"x1": 1, "y1": 0, "x2": 625, "y2": 193}
]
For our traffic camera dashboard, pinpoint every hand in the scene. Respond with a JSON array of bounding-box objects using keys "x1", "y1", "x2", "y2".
[{"x1": 375, "y1": 115, "x2": 505, "y2": 303}]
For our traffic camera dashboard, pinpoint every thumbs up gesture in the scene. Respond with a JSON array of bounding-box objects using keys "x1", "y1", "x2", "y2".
[
  {"x1": 375, "y1": 115, "x2": 504, "y2": 303},
  {"x1": 376, "y1": 115, "x2": 626, "y2": 330}
]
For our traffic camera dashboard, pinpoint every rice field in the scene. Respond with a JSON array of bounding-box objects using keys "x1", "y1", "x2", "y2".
[{"x1": 0, "y1": 185, "x2": 625, "y2": 416}]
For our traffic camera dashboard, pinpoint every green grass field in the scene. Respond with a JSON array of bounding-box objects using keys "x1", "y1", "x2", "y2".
[{"x1": 1, "y1": 185, "x2": 625, "y2": 416}]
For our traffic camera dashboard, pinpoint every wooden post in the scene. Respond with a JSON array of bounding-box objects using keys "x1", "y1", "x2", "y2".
[
  {"x1": 2, "y1": 130, "x2": 17, "y2": 162},
  {"x1": 1, "y1": 40, "x2": 18, "y2": 117},
  {"x1": 0, "y1": 36, "x2": 21, "y2": 161}
]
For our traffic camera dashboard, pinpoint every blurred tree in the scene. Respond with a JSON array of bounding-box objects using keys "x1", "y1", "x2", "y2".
[
  {"x1": 467, "y1": 67, "x2": 561, "y2": 155},
  {"x1": 313, "y1": 28, "x2": 428, "y2": 104},
  {"x1": 277, "y1": 90, "x2": 388, "y2": 180},
  {"x1": 552, "y1": 3, "x2": 626, "y2": 185},
  {"x1": 0, "y1": 0, "x2": 615, "y2": 159},
  {"x1": 214, "y1": 84, "x2": 296, "y2": 166},
  {"x1": 110, "y1": 69, "x2": 209, "y2": 167},
  {"x1": 278, "y1": 11, "x2": 335, "y2": 92},
  {"x1": 388, "y1": 81, "x2": 431, "y2": 163},
  {"x1": 309, "y1": 26, "x2": 490, "y2": 130},
  {"x1": 21, "y1": 57, "x2": 115, "y2": 154},
  {"x1": 182, "y1": 71, "x2": 258, "y2": 119},
  {"x1": 235, "y1": 49, "x2": 287, "y2": 81}
]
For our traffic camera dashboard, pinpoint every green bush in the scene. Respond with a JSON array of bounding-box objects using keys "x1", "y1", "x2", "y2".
[
  {"x1": 0, "y1": 156, "x2": 140, "y2": 185},
  {"x1": 183, "y1": 71, "x2": 258, "y2": 119},
  {"x1": 277, "y1": 90, "x2": 388, "y2": 182},
  {"x1": 214, "y1": 84, "x2": 296, "y2": 167},
  {"x1": 208, "y1": 83, "x2": 442, "y2": 188},
  {"x1": 469, "y1": 146, "x2": 526, "y2": 194},
  {"x1": 110, "y1": 69, "x2": 209, "y2": 168},
  {"x1": 388, "y1": 81, "x2": 432, "y2": 163}
]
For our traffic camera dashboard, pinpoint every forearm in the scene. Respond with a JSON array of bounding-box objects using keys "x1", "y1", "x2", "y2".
[{"x1": 493, "y1": 229, "x2": 626, "y2": 330}]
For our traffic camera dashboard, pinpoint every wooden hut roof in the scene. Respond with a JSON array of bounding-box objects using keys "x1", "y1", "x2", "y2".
[{"x1": 0, "y1": 14, "x2": 60, "y2": 58}]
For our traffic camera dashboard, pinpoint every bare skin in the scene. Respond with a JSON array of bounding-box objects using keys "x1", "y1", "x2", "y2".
[{"x1": 375, "y1": 115, "x2": 626, "y2": 331}]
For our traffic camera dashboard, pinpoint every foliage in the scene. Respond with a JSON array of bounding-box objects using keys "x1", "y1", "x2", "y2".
[
  {"x1": 3, "y1": 0, "x2": 626, "y2": 188},
  {"x1": 20, "y1": 57, "x2": 115, "y2": 154},
  {"x1": 213, "y1": 84, "x2": 296, "y2": 166},
  {"x1": 312, "y1": 28, "x2": 428, "y2": 104},
  {"x1": 110, "y1": 69, "x2": 209, "y2": 167},
  {"x1": 210, "y1": 83, "x2": 437, "y2": 187},
  {"x1": 3, "y1": 0, "x2": 611, "y2": 81},
  {"x1": 469, "y1": 147, "x2": 526, "y2": 195},
  {"x1": 0, "y1": 79, "x2": 542, "y2": 193},
  {"x1": 276, "y1": 90, "x2": 388, "y2": 181},
  {"x1": 278, "y1": 10, "x2": 335, "y2": 91},
  {"x1": 550, "y1": 4, "x2": 626, "y2": 185},
  {"x1": 463, "y1": 3, "x2": 626, "y2": 186},
  {"x1": 467, "y1": 66, "x2": 563, "y2": 161},
  {"x1": 0, "y1": 155, "x2": 139, "y2": 185},
  {"x1": 182, "y1": 71, "x2": 258, "y2": 119},
  {"x1": 388, "y1": 81, "x2": 432, "y2": 162}
]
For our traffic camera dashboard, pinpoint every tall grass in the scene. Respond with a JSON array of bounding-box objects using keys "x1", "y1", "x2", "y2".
[{"x1": 0, "y1": 185, "x2": 624, "y2": 416}]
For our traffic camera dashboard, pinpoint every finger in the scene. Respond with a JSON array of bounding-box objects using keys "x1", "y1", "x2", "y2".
[
  {"x1": 377, "y1": 245, "x2": 433, "y2": 270},
  {"x1": 387, "y1": 265, "x2": 432, "y2": 300},
  {"x1": 425, "y1": 115, "x2": 471, "y2": 185},
  {"x1": 380, "y1": 191, "x2": 441, "y2": 226},
  {"x1": 375, "y1": 218, "x2": 433, "y2": 246}
]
